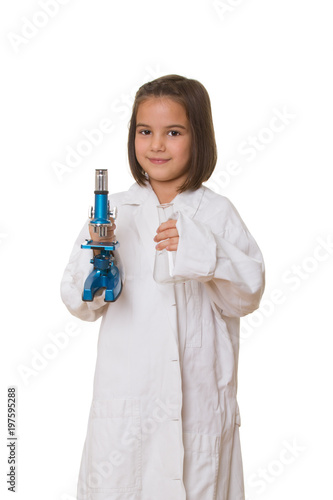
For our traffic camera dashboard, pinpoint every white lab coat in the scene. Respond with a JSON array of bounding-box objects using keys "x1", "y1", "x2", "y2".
[{"x1": 60, "y1": 181, "x2": 265, "y2": 500}]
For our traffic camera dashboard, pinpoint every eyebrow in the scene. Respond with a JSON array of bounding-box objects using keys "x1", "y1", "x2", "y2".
[{"x1": 136, "y1": 123, "x2": 187, "y2": 129}]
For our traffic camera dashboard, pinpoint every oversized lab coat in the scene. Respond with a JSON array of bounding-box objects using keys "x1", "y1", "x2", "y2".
[{"x1": 60, "y1": 181, "x2": 265, "y2": 500}]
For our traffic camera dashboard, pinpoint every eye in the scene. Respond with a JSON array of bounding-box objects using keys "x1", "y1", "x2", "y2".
[
  {"x1": 138, "y1": 129, "x2": 151, "y2": 135},
  {"x1": 168, "y1": 130, "x2": 180, "y2": 137}
]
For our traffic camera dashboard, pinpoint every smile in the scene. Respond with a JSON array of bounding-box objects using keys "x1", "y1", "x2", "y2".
[{"x1": 148, "y1": 158, "x2": 170, "y2": 165}]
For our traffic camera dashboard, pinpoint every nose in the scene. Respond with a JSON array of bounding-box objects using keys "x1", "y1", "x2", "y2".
[{"x1": 150, "y1": 133, "x2": 166, "y2": 152}]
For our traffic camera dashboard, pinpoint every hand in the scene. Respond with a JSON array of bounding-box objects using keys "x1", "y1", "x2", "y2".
[{"x1": 154, "y1": 219, "x2": 179, "y2": 251}]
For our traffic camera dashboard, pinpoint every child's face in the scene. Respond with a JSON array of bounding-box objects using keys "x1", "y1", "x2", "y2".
[{"x1": 135, "y1": 97, "x2": 191, "y2": 194}]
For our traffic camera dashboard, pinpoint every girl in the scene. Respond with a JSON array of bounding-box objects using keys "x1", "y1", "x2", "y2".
[{"x1": 61, "y1": 75, "x2": 265, "y2": 500}]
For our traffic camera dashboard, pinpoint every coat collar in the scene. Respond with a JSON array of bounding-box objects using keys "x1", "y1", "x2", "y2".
[{"x1": 120, "y1": 181, "x2": 205, "y2": 218}]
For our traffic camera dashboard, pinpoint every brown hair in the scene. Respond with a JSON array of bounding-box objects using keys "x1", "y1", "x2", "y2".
[{"x1": 127, "y1": 74, "x2": 217, "y2": 193}]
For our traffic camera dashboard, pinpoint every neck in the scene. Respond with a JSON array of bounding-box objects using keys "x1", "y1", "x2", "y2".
[{"x1": 149, "y1": 180, "x2": 180, "y2": 204}]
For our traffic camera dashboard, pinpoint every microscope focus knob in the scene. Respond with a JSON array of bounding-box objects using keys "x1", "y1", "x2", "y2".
[
  {"x1": 109, "y1": 206, "x2": 118, "y2": 220},
  {"x1": 88, "y1": 206, "x2": 94, "y2": 219}
]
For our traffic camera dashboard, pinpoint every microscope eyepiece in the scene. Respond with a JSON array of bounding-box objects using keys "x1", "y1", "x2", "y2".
[{"x1": 95, "y1": 169, "x2": 108, "y2": 193}]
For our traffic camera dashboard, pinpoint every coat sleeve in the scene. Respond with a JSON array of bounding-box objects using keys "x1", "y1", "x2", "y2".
[
  {"x1": 60, "y1": 220, "x2": 124, "y2": 322},
  {"x1": 172, "y1": 208, "x2": 265, "y2": 318}
]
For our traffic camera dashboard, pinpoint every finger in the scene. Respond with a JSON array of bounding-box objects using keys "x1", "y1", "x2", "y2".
[
  {"x1": 165, "y1": 243, "x2": 178, "y2": 251},
  {"x1": 157, "y1": 220, "x2": 177, "y2": 232},
  {"x1": 156, "y1": 219, "x2": 177, "y2": 233},
  {"x1": 154, "y1": 228, "x2": 179, "y2": 242},
  {"x1": 155, "y1": 237, "x2": 179, "y2": 251}
]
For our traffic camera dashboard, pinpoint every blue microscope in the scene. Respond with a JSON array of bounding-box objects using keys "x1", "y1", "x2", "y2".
[{"x1": 81, "y1": 169, "x2": 122, "y2": 302}]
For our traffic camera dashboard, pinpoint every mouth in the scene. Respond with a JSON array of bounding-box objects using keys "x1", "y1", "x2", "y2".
[{"x1": 148, "y1": 158, "x2": 170, "y2": 165}]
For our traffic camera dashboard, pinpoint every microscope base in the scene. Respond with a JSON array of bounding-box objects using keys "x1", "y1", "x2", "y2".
[
  {"x1": 81, "y1": 242, "x2": 122, "y2": 302},
  {"x1": 82, "y1": 266, "x2": 122, "y2": 302}
]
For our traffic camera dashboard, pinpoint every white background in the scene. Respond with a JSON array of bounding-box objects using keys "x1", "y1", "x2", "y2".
[{"x1": 1, "y1": 0, "x2": 332, "y2": 498}]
